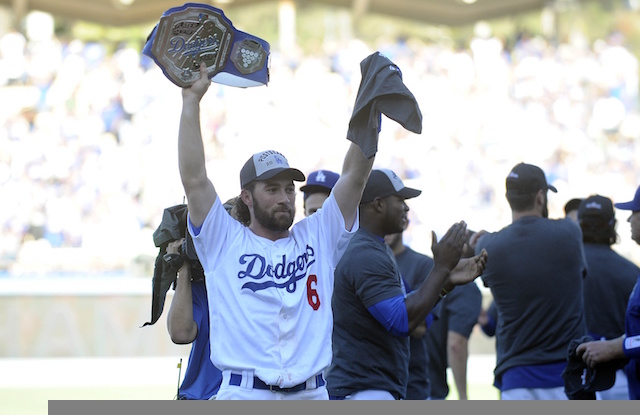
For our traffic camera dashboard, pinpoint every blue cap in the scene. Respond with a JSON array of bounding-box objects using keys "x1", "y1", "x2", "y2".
[
  {"x1": 614, "y1": 185, "x2": 640, "y2": 211},
  {"x1": 300, "y1": 170, "x2": 340, "y2": 200}
]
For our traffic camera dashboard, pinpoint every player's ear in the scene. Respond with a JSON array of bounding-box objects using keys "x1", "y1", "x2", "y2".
[
  {"x1": 240, "y1": 188, "x2": 253, "y2": 208},
  {"x1": 372, "y1": 196, "x2": 385, "y2": 213}
]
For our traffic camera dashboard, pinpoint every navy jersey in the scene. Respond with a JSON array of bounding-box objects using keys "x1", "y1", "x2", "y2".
[
  {"x1": 476, "y1": 216, "x2": 588, "y2": 386},
  {"x1": 327, "y1": 228, "x2": 409, "y2": 400},
  {"x1": 582, "y1": 243, "x2": 640, "y2": 340},
  {"x1": 394, "y1": 246, "x2": 435, "y2": 400},
  {"x1": 624, "y1": 276, "x2": 640, "y2": 399},
  {"x1": 426, "y1": 282, "x2": 482, "y2": 399}
]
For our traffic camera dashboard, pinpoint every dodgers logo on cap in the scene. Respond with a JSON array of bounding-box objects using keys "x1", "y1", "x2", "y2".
[{"x1": 300, "y1": 170, "x2": 340, "y2": 197}]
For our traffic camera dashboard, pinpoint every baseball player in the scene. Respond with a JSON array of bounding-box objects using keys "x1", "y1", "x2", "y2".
[
  {"x1": 177, "y1": 63, "x2": 375, "y2": 400},
  {"x1": 577, "y1": 195, "x2": 639, "y2": 399},
  {"x1": 384, "y1": 221, "x2": 436, "y2": 400},
  {"x1": 576, "y1": 186, "x2": 640, "y2": 400},
  {"x1": 326, "y1": 169, "x2": 488, "y2": 400},
  {"x1": 300, "y1": 170, "x2": 340, "y2": 217},
  {"x1": 564, "y1": 198, "x2": 583, "y2": 223},
  {"x1": 424, "y1": 230, "x2": 482, "y2": 400},
  {"x1": 474, "y1": 162, "x2": 588, "y2": 400},
  {"x1": 425, "y1": 281, "x2": 482, "y2": 400}
]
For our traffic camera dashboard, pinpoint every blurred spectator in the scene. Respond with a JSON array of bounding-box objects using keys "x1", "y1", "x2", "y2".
[{"x1": 2, "y1": 12, "x2": 640, "y2": 276}]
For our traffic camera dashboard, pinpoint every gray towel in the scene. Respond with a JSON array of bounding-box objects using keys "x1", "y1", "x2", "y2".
[{"x1": 347, "y1": 52, "x2": 422, "y2": 159}]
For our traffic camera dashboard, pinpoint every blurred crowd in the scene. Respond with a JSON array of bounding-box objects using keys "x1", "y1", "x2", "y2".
[{"x1": 2, "y1": 12, "x2": 640, "y2": 276}]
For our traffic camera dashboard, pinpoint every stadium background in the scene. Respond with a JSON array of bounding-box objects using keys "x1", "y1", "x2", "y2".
[{"x1": 2, "y1": 0, "x2": 640, "y2": 412}]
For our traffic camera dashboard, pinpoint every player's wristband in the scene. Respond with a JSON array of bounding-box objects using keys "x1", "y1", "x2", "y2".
[{"x1": 439, "y1": 287, "x2": 450, "y2": 299}]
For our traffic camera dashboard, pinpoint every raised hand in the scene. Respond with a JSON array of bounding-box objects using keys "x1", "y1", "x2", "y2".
[
  {"x1": 431, "y1": 221, "x2": 468, "y2": 272},
  {"x1": 182, "y1": 62, "x2": 212, "y2": 102}
]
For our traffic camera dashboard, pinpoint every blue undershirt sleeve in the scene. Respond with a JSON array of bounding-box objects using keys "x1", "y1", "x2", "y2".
[
  {"x1": 189, "y1": 217, "x2": 203, "y2": 236},
  {"x1": 368, "y1": 295, "x2": 409, "y2": 337}
]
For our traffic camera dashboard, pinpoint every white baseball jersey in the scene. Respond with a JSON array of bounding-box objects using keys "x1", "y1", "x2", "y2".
[{"x1": 189, "y1": 193, "x2": 357, "y2": 387}]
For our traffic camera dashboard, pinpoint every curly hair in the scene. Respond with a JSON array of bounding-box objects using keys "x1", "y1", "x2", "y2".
[
  {"x1": 223, "y1": 195, "x2": 250, "y2": 227},
  {"x1": 579, "y1": 215, "x2": 618, "y2": 245}
]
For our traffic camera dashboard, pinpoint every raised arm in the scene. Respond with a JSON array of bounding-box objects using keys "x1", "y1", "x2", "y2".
[
  {"x1": 179, "y1": 63, "x2": 217, "y2": 227},
  {"x1": 330, "y1": 143, "x2": 375, "y2": 231}
]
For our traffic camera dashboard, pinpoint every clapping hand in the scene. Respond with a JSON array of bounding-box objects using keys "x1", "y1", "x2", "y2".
[{"x1": 431, "y1": 221, "x2": 468, "y2": 272}]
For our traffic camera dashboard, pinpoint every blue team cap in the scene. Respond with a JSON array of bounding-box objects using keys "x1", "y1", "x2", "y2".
[{"x1": 300, "y1": 170, "x2": 340, "y2": 200}]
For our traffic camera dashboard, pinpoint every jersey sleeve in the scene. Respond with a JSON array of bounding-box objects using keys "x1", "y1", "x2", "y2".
[
  {"x1": 188, "y1": 196, "x2": 246, "y2": 276},
  {"x1": 367, "y1": 295, "x2": 409, "y2": 337},
  {"x1": 624, "y1": 282, "x2": 640, "y2": 359},
  {"x1": 623, "y1": 334, "x2": 640, "y2": 359},
  {"x1": 298, "y1": 193, "x2": 359, "y2": 268}
]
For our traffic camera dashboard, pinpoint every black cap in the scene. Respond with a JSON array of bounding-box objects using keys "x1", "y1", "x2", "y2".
[
  {"x1": 564, "y1": 198, "x2": 583, "y2": 214},
  {"x1": 563, "y1": 335, "x2": 625, "y2": 399},
  {"x1": 506, "y1": 163, "x2": 558, "y2": 195},
  {"x1": 578, "y1": 195, "x2": 614, "y2": 222},
  {"x1": 361, "y1": 169, "x2": 421, "y2": 204}
]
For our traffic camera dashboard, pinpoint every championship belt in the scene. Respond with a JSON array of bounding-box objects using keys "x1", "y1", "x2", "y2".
[{"x1": 142, "y1": 2, "x2": 270, "y2": 88}]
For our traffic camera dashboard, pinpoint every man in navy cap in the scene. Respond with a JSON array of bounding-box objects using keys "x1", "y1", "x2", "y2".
[
  {"x1": 326, "y1": 168, "x2": 488, "y2": 400},
  {"x1": 577, "y1": 185, "x2": 640, "y2": 400},
  {"x1": 577, "y1": 195, "x2": 639, "y2": 399},
  {"x1": 474, "y1": 162, "x2": 588, "y2": 400},
  {"x1": 300, "y1": 170, "x2": 340, "y2": 217}
]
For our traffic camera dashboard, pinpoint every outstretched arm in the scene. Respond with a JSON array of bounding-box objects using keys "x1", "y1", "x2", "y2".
[
  {"x1": 330, "y1": 142, "x2": 375, "y2": 231},
  {"x1": 179, "y1": 63, "x2": 217, "y2": 227}
]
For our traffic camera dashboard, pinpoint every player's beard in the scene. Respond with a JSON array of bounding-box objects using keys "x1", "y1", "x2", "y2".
[{"x1": 253, "y1": 197, "x2": 295, "y2": 232}]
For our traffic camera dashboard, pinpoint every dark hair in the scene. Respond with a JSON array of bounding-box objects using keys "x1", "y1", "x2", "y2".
[
  {"x1": 223, "y1": 196, "x2": 249, "y2": 227},
  {"x1": 564, "y1": 198, "x2": 583, "y2": 214},
  {"x1": 234, "y1": 182, "x2": 255, "y2": 227},
  {"x1": 506, "y1": 191, "x2": 537, "y2": 212},
  {"x1": 579, "y1": 215, "x2": 618, "y2": 245}
]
